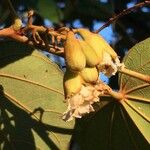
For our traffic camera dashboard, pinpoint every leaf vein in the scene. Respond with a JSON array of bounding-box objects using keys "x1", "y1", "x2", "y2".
[
  {"x1": 0, "y1": 72, "x2": 64, "y2": 96},
  {"x1": 125, "y1": 95, "x2": 150, "y2": 103},
  {"x1": 124, "y1": 99, "x2": 150, "y2": 123},
  {"x1": 120, "y1": 61, "x2": 150, "y2": 90},
  {"x1": 125, "y1": 83, "x2": 150, "y2": 94},
  {"x1": 2, "y1": 90, "x2": 62, "y2": 147}
]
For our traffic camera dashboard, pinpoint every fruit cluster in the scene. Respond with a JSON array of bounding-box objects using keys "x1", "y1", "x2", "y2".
[{"x1": 62, "y1": 28, "x2": 122, "y2": 121}]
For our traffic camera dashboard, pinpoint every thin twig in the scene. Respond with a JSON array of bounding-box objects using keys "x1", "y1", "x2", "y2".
[
  {"x1": 0, "y1": 27, "x2": 64, "y2": 56},
  {"x1": 28, "y1": 10, "x2": 34, "y2": 25},
  {"x1": 95, "y1": 1, "x2": 150, "y2": 33},
  {"x1": 0, "y1": 27, "x2": 28, "y2": 42},
  {"x1": 6, "y1": 0, "x2": 18, "y2": 19},
  {"x1": 0, "y1": 10, "x2": 65, "y2": 56}
]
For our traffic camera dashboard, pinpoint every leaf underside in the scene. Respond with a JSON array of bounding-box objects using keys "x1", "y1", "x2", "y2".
[
  {"x1": 0, "y1": 41, "x2": 74, "y2": 150},
  {"x1": 119, "y1": 37, "x2": 150, "y2": 143},
  {"x1": 73, "y1": 38, "x2": 150, "y2": 150}
]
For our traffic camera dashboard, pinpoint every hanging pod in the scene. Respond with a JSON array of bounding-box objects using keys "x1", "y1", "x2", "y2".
[
  {"x1": 77, "y1": 28, "x2": 118, "y2": 61},
  {"x1": 64, "y1": 31, "x2": 86, "y2": 71},
  {"x1": 78, "y1": 39, "x2": 100, "y2": 67},
  {"x1": 63, "y1": 69, "x2": 82, "y2": 98},
  {"x1": 80, "y1": 67, "x2": 99, "y2": 84}
]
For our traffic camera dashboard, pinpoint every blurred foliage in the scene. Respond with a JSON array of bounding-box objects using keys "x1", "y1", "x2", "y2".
[{"x1": 0, "y1": 0, "x2": 150, "y2": 87}]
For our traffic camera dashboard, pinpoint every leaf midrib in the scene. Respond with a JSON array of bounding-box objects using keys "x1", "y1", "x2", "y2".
[{"x1": 0, "y1": 72, "x2": 64, "y2": 96}]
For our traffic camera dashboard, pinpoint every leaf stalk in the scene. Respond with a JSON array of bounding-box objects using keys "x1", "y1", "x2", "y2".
[{"x1": 119, "y1": 67, "x2": 150, "y2": 84}]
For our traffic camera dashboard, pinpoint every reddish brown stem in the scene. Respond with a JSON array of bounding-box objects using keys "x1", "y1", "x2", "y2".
[{"x1": 95, "y1": 1, "x2": 150, "y2": 33}]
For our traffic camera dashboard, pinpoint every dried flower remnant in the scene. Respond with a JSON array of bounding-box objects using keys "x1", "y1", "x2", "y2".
[
  {"x1": 62, "y1": 82, "x2": 105, "y2": 122},
  {"x1": 98, "y1": 52, "x2": 124, "y2": 77}
]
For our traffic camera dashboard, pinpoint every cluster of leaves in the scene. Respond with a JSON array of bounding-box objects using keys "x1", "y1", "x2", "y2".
[
  {"x1": 73, "y1": 38, "x2": 150, "y2": 150},
  {"x1": 0, "y1": 38, "x2": 149, "y2": 149},
  {"x1": 0, "y1": 0, "x2": 150, "y2": 150}
]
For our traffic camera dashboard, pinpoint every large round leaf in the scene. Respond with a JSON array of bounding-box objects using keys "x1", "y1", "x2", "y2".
[
  {"x1": 119, "y1": 37, "x2": 150, "y2": 143},
  {"x1": 73, "y1": 97, "x2": 149, "y2": 150},
  {"x1": 73, "y1": 38, "x2": 150, "y2": 150},
  {"x1": 0, "y1": 41, "x2": 74, "y2": 150}
]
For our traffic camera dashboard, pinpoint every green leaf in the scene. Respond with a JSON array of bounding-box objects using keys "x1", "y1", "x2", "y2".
[
  {"x1": 74, "y1": 97, "x2": 149, "y2": 150},
  {"x1": 38, "y1": 0, "x2": 61, "y2": 23},
  {"x1": 119, "y1": 38, "x2": 150, "y2": 143},
  {"x1": 73, "y1": 38, "x2": 150, "y2": 150},
  {"x1": 0, "y1": 41, "x2": 74, "y2": 150}
]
